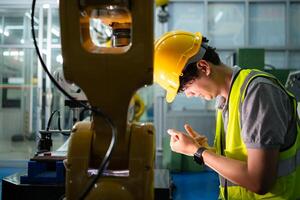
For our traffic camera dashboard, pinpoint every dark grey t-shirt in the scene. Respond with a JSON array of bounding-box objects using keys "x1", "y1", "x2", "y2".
[{"x1": 217, "y1": 66, "x2": 296, "y2": 150}]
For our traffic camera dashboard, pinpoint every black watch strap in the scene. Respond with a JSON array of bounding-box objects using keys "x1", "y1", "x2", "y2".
[{"x1": 193, "y1": 147, "x2": 207, "y2": 165}]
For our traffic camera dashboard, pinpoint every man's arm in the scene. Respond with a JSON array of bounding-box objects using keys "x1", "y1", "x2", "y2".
[
  {"x1": 203, "y1": 148, "x2": 279, "y2": 195},
  {"x1": 168, "y1": 125, "x2": 279, "y2": 195}
]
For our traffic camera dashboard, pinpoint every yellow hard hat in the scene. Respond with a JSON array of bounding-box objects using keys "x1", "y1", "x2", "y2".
[
  {"x1": 154, "y1": 30, "x2": 203, "y2": 103},
  {"x1": 155, "y1": 0, "x2": 169, "y2": 7}
]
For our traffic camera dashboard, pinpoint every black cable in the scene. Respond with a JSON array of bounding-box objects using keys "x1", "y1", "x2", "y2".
[
  {"x1": 78, "y1": 110, "x2": 117, "y2": 200},
  {"x1": 45, "y1": 109, "x2": 70, "y2": 136},
  {"x1": 31, "y1": 1, "x2": 117, "y2": 199},
  {"x1": 46, "y1": 109, "x2": 58, "y2": 131},
  {"x1": 79, "y1": 107, "x2": 90, "y2": 121},
  {"x1": 57, "y1": 111, "x2": 62, "y2": 131},
  {"x1": 56, "y1": 110, "x2": 71, "y2": 136}
]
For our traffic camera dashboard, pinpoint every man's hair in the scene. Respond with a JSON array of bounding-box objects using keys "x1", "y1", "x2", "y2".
[{"x1": 178, "y1": 40, "x2": 221, "y2": 93}]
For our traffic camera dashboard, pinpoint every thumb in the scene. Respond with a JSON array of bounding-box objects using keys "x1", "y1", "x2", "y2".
[{"x1": 184, "y1": 124, "x2": 198, "y2": 138}]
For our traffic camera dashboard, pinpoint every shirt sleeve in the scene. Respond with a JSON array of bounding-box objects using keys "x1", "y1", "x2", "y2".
[{"x1": 241, "y1": 78, "x2": 292, "y2": 149}]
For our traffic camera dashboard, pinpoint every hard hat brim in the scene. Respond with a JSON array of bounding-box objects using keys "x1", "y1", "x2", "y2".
[{"x1": 166, "y1": 88, "x2": 177, "y2": 103}]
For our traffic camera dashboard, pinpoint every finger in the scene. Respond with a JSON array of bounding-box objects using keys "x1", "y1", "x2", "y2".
[
  {"x1": 170, "y1": 135, "x2": 177, "y2": 143},
  {"x1": 171, "y1": 135, "x2": 180, "y2": 142},
  {"x1": 184, "y1": 124, "x2": 198, "y2": 138},
  {"x1": 167, "y1": 129, "x2": 180, "y2": 141},
  {"x1": 194, "y1": 137, "x2": 208, "y2": 147},
  {"x1": 167, "y1": 129, "x2": 183, "y2": 139},
  {"x1": 167, "y1": 129, "x2": 175, "y2": 136},
  {"x1": 194, "y1": 135, "x2": 207, "y2": 140},
  {"x1": 196, "y1": 137, "x2": 208, "y2": 144}
]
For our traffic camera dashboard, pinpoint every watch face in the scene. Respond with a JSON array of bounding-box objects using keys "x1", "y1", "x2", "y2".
[
  {"x1": 193, "y1": 154, "x2": 203, "y2": 165},
  {"x1": 193, "y1": 147, "x2": 207, "y2": 165}
]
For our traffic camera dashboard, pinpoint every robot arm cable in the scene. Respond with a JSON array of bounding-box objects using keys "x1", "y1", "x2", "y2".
[
  {"x1": 46, "y1": 109, "x2": 59, "y2": 131},
  {"x1": 79, "y1": 109, "x2": 117, "y2": 200}
]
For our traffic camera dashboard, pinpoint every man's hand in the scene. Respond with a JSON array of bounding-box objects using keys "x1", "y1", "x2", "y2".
[
  {"x1": 184, "y1": 124, "x2": 209, "y2": 148},
  {"x1": 167, "y1": 124, "x2": 211, "y2": 156},
  {"x1": 167, "y1": 128, "x2": 200, "y2": 156}
]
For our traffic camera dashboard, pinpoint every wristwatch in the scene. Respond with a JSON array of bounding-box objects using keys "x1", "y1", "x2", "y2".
[{"x1": 193, "y1": 147, "x2": 207, "y2": 165}]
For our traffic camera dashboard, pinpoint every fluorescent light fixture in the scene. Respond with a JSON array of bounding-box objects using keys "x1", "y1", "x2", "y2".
[
  {"x1": 51, "y1": 28, "x2": 60, "y2": 37},
  {"x1": 10, "y1": 51, "x2": 19, "y2": 56},
  {"x1": 3, "y1": 51, "x2": 9, "y2": 56},
  {"x1": 2, "y1": 51, "x2": 24, "y2": 57},
  {"x1": 43, "y1": 4, "x2": 50, "y2": 9},
  {"x1": 41, "y1": 49, "x2": 47, "y2": 55},
  {"x1": 20, "y1": 39, "x2": 25, "y2": 44},
  {"x1": 25, "y1": 12, "x2": 39, "y2": 24},
  {"x1": 8, "y1": 77, "x2": 24, "y2": 84},
  {"x1": 214, "y1": 12, "x2": 223, "y2": 23},
  {"x1": 3, "y1": 30, "x2": 9, "y2": 37},
  {"x1": 25, "y1": 12, "x2": 31, "y2": 19},
  {"x1": 56, "y1": 54, "x2": 63, "y2": 64}
]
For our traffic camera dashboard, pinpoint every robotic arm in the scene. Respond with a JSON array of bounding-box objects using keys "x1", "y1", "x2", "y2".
[{"x1": 59, "y1": 0, "x2": 155, "y2": 199}]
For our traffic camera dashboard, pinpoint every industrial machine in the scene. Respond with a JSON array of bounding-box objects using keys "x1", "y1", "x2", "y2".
[
  {"x1": 286, "y1": 70, "x2": 300, "y2": 117},
  {"x1": 2, "y1": 1, "x2": 173, "y2": 200},
  {"x1": 59, "y1": 0, "x2": 155, "y2": 199},
  {"x1": 286, "y1": 70, "x2": 300, "y2": 102}
]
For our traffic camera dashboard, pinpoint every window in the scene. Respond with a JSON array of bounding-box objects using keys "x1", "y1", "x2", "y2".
[
  {"x1": 208, "y1": 3, "x2": 245, "y2": 47},
  {"x1": 168, "y1": 2, "x2": 204, "y2": 33},
  {"x1": 290, "y1": 2, "x2": 300, "y2": 46},
  {"x1": 249, "y1": 3, "x2": 285, "y2": 47}
]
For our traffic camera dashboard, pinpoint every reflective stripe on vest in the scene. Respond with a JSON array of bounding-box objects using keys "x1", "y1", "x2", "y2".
[{"x1": 215, "y1": 69, "x2": 300, "y2": 199}]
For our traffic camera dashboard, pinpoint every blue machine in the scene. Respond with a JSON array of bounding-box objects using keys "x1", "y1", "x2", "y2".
[{"x1": 20, "y1": 159, "x2": 65, "y2": 184}]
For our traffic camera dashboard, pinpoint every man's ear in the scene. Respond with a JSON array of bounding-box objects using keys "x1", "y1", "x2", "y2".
[{"x1": 196, "y1": 60, "x2": 211, "y2": 76}]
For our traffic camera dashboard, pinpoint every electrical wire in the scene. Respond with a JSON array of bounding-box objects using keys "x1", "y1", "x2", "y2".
[
  {"x1": 30, "y1": 1, "x2": 117, "y2": 199},
  {"x1": 57, "y1": 111, "x2": 62, "y2": 131},
  {"x1": 46, "y1": 110, "x2": 70, "y2": 136},
  {"x1": 46, "y1": 109, "x2": 59, "y2": 131}
]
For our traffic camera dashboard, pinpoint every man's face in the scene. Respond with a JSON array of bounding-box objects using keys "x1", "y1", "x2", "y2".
[{"x1": 183, "y1": 75, "x2": 217, "y2": 100}]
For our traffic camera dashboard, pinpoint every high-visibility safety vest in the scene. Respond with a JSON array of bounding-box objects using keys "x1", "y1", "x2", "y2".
[{"x1": 214, "y1": 69, "x2": 300, "y2": 200}]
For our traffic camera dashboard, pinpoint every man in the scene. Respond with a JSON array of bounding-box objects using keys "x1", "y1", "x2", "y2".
[{"x1": 154, "y1": 30, "x2": 300, "y2": 199}]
